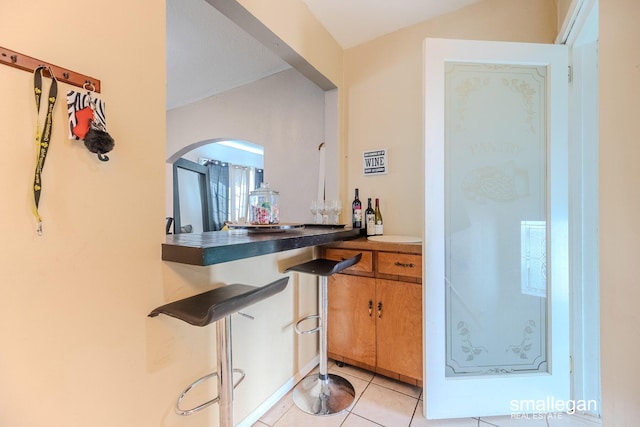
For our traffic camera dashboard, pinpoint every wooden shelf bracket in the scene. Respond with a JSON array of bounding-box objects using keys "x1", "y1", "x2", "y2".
[{"x1": 0, "y1": 46, "x2": 101, "y2": 92}]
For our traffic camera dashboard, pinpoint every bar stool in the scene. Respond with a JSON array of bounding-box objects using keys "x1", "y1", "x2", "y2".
[
  {"x1": 285, "y1": 253, "x2": 362, "y2": 415},
  {"x1": 148, "y1": 277, "x2": 288, "y2": 427}
]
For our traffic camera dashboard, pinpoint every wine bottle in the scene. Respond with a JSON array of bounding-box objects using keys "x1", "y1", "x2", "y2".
[
  {"x1": 374, "y1": 198, "x2": 383, "y2": 235},
  {"x1": 365, "y1": 198, "x2": 375, "y2": 236},
  {"x1": 352, "y1": 189, "x2": 362, "y2": 229}
]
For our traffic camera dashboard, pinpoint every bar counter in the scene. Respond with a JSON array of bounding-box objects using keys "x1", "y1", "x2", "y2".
[{"x1": 162, "y1": 226, "x2": 360, "y2": 266}]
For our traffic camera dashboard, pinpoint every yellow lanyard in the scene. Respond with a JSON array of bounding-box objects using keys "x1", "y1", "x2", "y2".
[{"x1": 32, "y1": 66, "x2": 58, "y2": 235}]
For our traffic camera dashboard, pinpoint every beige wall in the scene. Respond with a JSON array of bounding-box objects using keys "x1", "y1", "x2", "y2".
[
  {"x1": 599, "y1": 0, "x2": 640, "y2": 423},
  {"x1": 344, "y1": 0, "x2": 557, "y2": 237},
  {"x1": 0, "y1": 1, "x2": 328, "y2": 425},
  {"x1": 556, "y1": 0, "x2": 574, "y2": 31},
  {"x1": 0, "y1": 0, "x2": 166, "y2": 425},
  {"x1": 236, "y1": 0, "x2": 343, "y2": 88}
]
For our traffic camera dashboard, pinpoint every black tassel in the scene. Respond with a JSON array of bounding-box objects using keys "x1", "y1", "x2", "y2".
[{"x1": 84, "y1": 127, "x2": 115, "y2": 162}]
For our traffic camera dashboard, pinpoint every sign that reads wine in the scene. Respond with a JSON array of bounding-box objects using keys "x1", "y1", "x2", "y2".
[{"x1": 363, "y1": 149, "x2": 388, "y2": 176}]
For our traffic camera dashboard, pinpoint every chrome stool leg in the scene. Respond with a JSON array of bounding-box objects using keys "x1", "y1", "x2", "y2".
[
  {"x1": 148, "y1": 278, "x2": 289, "y2": 426},
  {"x1": 218, "y1": 315, "x2": 234, "y2": 426},
  {"x1": 292, "y1": 275, "x2": 355, "y2": 415}
]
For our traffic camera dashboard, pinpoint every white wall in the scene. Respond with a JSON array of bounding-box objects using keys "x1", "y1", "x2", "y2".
[
  {"x1": 167, "y1": 69, "x2": 333, "y2": 224},
  {"x1": 182, "y1": 142, "x2": 264, "y2": 169}
]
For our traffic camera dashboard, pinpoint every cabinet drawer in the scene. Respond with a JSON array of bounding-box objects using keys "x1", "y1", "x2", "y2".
[
  {"x1": 323, "y1": 249, "x2": 373, "y2": 273},
  {"x1": 377, "y1": 252, "x2": 422, "y2": 279}
]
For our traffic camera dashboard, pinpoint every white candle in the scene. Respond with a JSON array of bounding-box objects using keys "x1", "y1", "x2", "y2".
[{"x1": 317, "y1": 142, "x2": 326, "y2": 202}]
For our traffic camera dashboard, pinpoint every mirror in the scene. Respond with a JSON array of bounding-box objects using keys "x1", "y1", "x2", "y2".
[
  {"x1": 171, "y1": 140, "x2": 264, "y2": 234},
  {"x1": 173, "y1": 158, "x2": 212, "y2": 233}
]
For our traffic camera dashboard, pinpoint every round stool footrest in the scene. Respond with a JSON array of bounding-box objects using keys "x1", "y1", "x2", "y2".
[
  {"x1": 175, "y1": 368, "x2": 246, "y2": 416},
  {"x1": 294, "y1": 314, "x2": 321, "y2": 335}
]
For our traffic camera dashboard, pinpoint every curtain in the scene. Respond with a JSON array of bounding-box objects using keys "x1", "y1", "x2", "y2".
[
  {"x1": 205, "y1": 160, "x2": 229, "y2": 231},
  {"x1": 202, "y1": 158, "x2": 263, "y2": 226},
  {"x1": 230, "y1": 165, "x2": 252, "y2": 222}
]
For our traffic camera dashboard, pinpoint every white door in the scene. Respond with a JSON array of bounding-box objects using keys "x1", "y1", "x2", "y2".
[{"x1": 424, "y1": 38, "x2": 569, "y2": 419}]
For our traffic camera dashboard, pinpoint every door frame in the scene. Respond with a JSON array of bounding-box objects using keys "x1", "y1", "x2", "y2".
[{"x1": 562, "y1": 0, "x2": 601, "y2": 416}]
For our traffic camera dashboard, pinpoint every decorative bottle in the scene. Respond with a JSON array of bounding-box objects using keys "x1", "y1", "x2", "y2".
[
  {"x1": 352, "y1": 189, "x2": 362, "y2": 229},
  {"x1": 365, "y1": 198, "x2": 375, "y2": 236},
  {"x1": 374, "y1": 198, "x2": 383, "y2": 235}
]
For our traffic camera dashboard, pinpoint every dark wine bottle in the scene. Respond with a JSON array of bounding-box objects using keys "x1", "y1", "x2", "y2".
[
  {"x1": 374, "y1": 198, "x2": 383, "y2": 235},
  {"x1": 365, "y1": 198, "x2": 375, "y2": 236},
  {"x1": 352, "y1": 189, "x2": 362, "y2": 229}
]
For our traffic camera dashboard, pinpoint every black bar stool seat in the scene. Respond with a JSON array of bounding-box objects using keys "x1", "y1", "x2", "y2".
[
  {"x1": 285, "y1": 255, "x2": 362, "y2": 277},
  {"x1": 149, "y1": 277, "x2": 288, "y2": 426},
  {"x1": 285, "y1": 253, "x2": 362, "y2": 416},
  {"x1": 149, "y1": 279, "x2": 288, "y2": 326}
]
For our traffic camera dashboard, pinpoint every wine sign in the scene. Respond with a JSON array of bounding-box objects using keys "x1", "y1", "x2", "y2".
[{"x1": 363, "y1": 149, "x2": 388, "y2": 175}]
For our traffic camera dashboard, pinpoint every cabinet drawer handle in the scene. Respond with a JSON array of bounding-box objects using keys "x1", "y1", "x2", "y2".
[
  {"x1": 394, "y1": 261, "x2": 415, "y2": 268},
  {"x1": 368, "y1": 300, "x2": 373, "y2": 317},
  {"x1": 377, "y1": 301, "x2": 382, "y2": 319}
]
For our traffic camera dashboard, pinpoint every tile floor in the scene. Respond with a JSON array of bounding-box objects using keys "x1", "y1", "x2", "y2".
[{"x1": 253, "y1": 361, "x2": 602, "y2": 427}]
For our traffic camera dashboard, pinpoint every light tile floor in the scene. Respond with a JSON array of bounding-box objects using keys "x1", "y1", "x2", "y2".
[{"x1": 254, "y1": 361, "x2": 602, "y2": 427}]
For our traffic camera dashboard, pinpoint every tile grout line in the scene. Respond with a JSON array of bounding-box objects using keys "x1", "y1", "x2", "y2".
[
  {"x1": 339, "y1": 373, "x2": 373, "y2": 426},
  {"x1": 408, "y1": 394, "x2": 421, "y2": 427}
]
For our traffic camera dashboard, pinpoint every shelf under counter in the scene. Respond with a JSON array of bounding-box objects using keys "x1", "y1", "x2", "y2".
[{"x1": 162, "y1": 227, "x2": 360, "y2": 266}]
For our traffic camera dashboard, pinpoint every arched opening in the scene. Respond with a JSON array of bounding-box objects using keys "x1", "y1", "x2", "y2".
[{"x1": 168, "y1": 139, "x2": 265, "y2": 233}]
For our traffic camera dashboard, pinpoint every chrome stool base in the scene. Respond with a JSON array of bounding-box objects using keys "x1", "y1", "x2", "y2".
[
  {"x1": 293, "y1": 373, "x2": 356, "y2": 415},
  {"x1": 285, "y1": 255, "x2": 362, "y2": 417}
]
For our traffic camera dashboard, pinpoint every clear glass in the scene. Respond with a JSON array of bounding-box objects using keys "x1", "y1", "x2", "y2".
[
  {"x1": 310, "y1": 200, "x2": 319, "y2": 224},
  {"x1": 249, "y1": 182, "x2": 279, "y2": 224},
  {"x1": 334, "y1": 200, "x2": 342, "y2": 224}
]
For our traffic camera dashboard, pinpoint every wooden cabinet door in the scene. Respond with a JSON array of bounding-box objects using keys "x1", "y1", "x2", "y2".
[
  {"x1": 375, "y1": 279, "x2": 423, "y2": 380},
  {"x1": 327, "y1": 274, "x2": 376, "y2": 367}
]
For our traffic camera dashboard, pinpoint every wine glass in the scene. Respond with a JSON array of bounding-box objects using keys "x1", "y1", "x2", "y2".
[
  {"x1": 310, "y1": 200, "x2": 318, "y2": 224},
  {"x1": 334, "y1": 200, "x2": 343, "y2": 224},
  {"x1": 317, "y1": 200, "x2": 328, "y2": 224},
  {"x1": 326, "y1": 200, "x2": 337, "y2": 225}
]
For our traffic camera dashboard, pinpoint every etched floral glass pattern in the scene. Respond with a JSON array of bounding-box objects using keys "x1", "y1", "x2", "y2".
[{"x1": 444, "y1": 62, "x2": 548, "y2": 376}]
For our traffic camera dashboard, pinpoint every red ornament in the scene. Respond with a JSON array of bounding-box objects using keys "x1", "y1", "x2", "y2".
[{"x1": 72, "y1": 106, "x2": 94, "y2": 139}]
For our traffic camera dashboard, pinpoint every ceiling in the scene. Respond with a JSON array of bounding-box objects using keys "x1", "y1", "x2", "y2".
[
  {"x1": 301, "y1": 0, "x2": 483, "y2": 49},
  {"x1": 166, "y1": 0, "x2": 291, "y2": 110},
  {"x1": 166, "y1": 0, "x2": 483, "y2": 110}
]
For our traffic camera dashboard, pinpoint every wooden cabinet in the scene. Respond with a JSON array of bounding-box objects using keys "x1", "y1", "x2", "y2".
[
  {"x1": 327, "y1": 274, "x2": 376, "y2": 367},
  {"x1": 375, "y1": 278, "x2": 422, "y2": 381},
  {"x1": 323, "y1": 240, "x2": 423, "y2": 386}
]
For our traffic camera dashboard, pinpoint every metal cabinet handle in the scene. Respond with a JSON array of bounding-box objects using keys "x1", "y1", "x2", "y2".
[
  {"x1": 394, "y1": 261, "x2": 415, "y2": 268},
  {"x1": 368, "y1": 300, "x2": 373, "y2": 317},
  {"x1": 377, "y1": 301, "x2": 383, "y2": 318}
]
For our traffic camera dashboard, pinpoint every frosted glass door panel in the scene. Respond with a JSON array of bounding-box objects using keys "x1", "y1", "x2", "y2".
[
  {"x1": 425, "y1": 38, "x2": 569, "y2": 419},
  {"x1": 444, "y1": 62, "x2": 548, "y2": 376}
]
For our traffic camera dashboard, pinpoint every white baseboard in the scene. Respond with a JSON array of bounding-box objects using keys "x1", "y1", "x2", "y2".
[{"x1": 237, "y1": 356, "x2": 319, "y2": 427}]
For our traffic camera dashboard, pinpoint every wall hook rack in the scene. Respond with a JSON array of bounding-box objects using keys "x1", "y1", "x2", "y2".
[{"x1": 0, "y1": 46, "x2": 101, "y2": 92}]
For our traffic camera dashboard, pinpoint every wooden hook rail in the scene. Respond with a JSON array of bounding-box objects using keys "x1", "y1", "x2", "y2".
[{"x1": 0, "y1": 46, "x2": 101, "y2": 92}]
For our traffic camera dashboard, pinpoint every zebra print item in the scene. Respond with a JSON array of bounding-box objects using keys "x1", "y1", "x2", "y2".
[{"x1": 66, "y1": 90, "x2": 107, "y2": 140}]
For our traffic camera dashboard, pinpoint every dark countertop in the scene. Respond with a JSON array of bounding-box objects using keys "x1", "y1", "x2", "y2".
[{"x1": 162, "y1": 226, "x2": 361, "y2": 266}]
